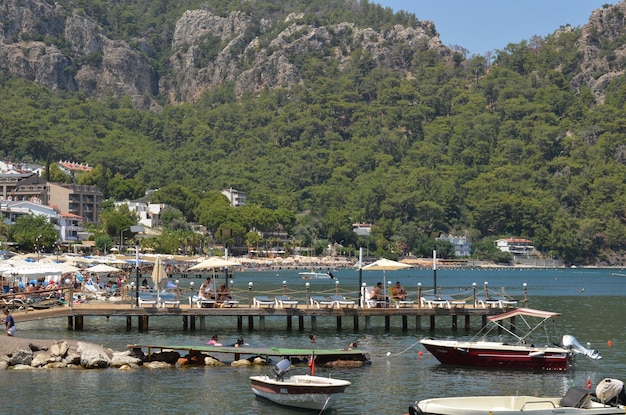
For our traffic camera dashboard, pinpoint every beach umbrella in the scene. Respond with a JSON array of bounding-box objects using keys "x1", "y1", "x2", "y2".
[
  {"x1": 85, "y1": 264, "x2": 122, "y2": 274},
  {"x1": 187, "y1": 257, "x2": 241, "y2": 271},
  {"x1": 151, "y1": 256, "x2": 168, "y2": 304},
  {"x1": 362, "y1": 258, "x2": 412, "y2": 300}
]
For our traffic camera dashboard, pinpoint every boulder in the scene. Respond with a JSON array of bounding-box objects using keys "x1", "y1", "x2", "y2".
[
  {"x1": 78, "y1": 344, "x2": 111, "y2": 369},
  {"x1": 9, "y1": 349, "x2": 33, "y2": 366},
  {"x1": 110, "y1": 351, "x2": 143, "y2": 368},
  {"x1": 50, "y1": 341, "x2": 70, "y2": 358}
]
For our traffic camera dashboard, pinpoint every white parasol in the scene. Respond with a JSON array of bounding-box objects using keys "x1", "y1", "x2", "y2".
[
  {"x1": 362, "y1": 258, "x2": 412, "y2": 300},
  {"x1": 151, "y1": 256, "x2": 168, "y2": 304},
  {"x1": 187, "y1": 257, "x2": 241, "y2": 271},
  {"x1": 85, "y1": 264, "x2": 122, "y2": 274}
]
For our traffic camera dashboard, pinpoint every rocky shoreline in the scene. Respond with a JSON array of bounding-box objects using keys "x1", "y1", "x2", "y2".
[{"x1": 0, "y1": 337, "x2": 271, "y2": 370}]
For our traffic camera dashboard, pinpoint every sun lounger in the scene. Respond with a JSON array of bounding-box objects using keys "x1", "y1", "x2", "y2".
[
  {"x1": 253, "y1": 296, "x2": 275, "y2": 308},
  {"x1": 330, "y1": 295, "x2": 356, "y2": 308},
  {"x1": 361, "y1": 286, "x2": 388, "y2": 308},
  {"x1": 138, "y1": 293, "x2": 158, "y2": 308},
  {"x1": 274, "y1": 295, "x2": 298, "y2": 308},
  {"x1": 476, "y1": 295, "x2": 517, "y2": 308},
  {"x1": 159, "y1": 293, "x2": 180, "y2": 308},
  {"x1": 310, "y1": 295, "x2": 334, "y2": 308},
  {"x1": 392, "y1": 298, "x2": 415, "y2": 308},
  {"x1": 219, "y1": 298, "x2": 239, "y2": 308},
  {"x1": 190, "y1": 295, "x2": 216, "y2": 308},
  {"x1": 420, "y1": 295, "x2": 450, "y2": 308}
]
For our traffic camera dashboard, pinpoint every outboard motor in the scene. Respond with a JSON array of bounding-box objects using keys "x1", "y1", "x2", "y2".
[
  {"x1": 596, "y1": 378, "x2": 626, "y2": 406},
  {"x1": 562, "y1": 335, "x2": 602, "y2": 360},
  {"x1": 272, "y1": 358, "x2": 292, "y2": 380}
]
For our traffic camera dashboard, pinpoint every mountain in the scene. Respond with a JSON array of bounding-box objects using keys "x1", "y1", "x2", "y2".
[
  {"x1": 2, "y1": 0, "x2": 626, "y2": 266},
  {"x1": 0, "y1": 0, "x2": 451, "y2": 110}
]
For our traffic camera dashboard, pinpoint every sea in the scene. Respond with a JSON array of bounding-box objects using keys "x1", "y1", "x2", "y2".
[{"x1": 2, "y1": 267, "x2": 625, "y2": 415}]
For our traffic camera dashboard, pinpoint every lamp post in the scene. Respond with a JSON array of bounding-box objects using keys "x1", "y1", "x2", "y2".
[
  {"x1": 472, "y1": 282, "x2": 477, "y2": 307},
  {"x1": 282, "y1": 280, "x2": 287, "y2": 295},
  {"x1": 248, "y1": 282, "x2": 253, "y2": 307},
  {"x1": 335, "y1": 280, "x2": 340, "y2": 295},
  {"x1": 523, "y1": 282, "x2": 528, "y2": 307},
  {"x1": 417, "y1": 283, "x2": 422, "y2": 308},
  {"x1": 305, "y1": 282, "x2": 310, "y2": 308}
]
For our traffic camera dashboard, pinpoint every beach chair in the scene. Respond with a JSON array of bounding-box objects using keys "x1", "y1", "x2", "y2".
[
  {"x1": 274, "y1": 295, "x2": 298, "y2": 308},
  {"x1": 138, "y1": 293, "x2": 158, "y2": 308},
  {"x1": 438, "y1": 295, "x2": 467, "y2": 308},
  {"x1": 361, "y1": 286, "x2": 387, "y2": 308},
  {"x1": 420, "y1": 295, "x2": 450, "y2": 308},
  {"x1": 220, "y1": 297, "x2": 240, "y2": 308},
  {"x1": 159, "y1": 292, "x2": 180, "y2": 309},
  {"x1": 253, "y1": 296, "x2": 275, "y2": 308},
  {"x1": 391, "y1": 297, "x2": 414, "y2": 308},
  {"x1": 310, "y1": 295, "x2": 334, "y2": 309},
  {"x1": 190, "y1": 295, "x2": 216, "y2": 308},
  {"x1": 330, "y1": 295, "x2": 356, "y2": 309},
  {"x1": 475, "y1": 295, "x2": 502, "y2": 308}
]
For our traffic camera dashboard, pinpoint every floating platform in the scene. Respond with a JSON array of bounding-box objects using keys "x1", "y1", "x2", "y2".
[{"x1": 128, "y1": 344, "x2": 370, "y2": 365}]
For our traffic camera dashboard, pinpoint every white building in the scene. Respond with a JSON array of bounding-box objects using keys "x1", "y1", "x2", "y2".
[
  {"x1": 495, "y1": 238, "x2": 535, "y2": 256},
  {"x1": 1, "y1": 200, "x2": 85, "y2": 242},
  {"x1": 437, "y1": 233, "x2": 472, "y2": 257},
  {"x1": 221, "y1": 188, "x2": 246, "y2": 207},
  {"x1": 115, "y1": 201, "x2": 166, "y2": 228}
]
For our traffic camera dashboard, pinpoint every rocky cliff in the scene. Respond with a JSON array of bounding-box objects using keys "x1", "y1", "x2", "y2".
[
  {"x1": 0, "y1": 0, "x2": 448, "y2": 110},
  {"x1": 3, "y1": 0, "x2": 624, "y2": 110}
]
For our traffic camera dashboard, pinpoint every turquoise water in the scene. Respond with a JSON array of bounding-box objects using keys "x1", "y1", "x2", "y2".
[{"x1": 2, "y1": 268, "x2": 625, "y2": 415}]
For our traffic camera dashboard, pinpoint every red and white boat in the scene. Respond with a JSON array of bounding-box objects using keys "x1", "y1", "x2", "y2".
[
  {"x1": 420, "y1": 307, "x2": 601, "y2": 371},
  {"x1": 250, "y1": 358, "x2": 351, "y2": 411}
]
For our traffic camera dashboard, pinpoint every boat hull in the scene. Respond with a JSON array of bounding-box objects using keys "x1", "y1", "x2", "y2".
[
  {"x1": 420, "y1": 339, "x2": 571, "y2": 371},
  {"x1": 410, "y1": 395, "x2": 626, "y2": 415},
  {"x1": 250, "y1": 374, "x2": 350, "y2": 410}
]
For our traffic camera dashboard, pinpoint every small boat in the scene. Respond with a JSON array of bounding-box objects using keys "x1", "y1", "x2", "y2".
[
  {"x1": 299, "y1": 271, "x2": 335, "y2": 280},
  {"x1": 408, "y1": 378, "x2": 626, "y2": 415},
  {"x1": 250, "y1": 358, "x2": 351, "y2": 411},
  {"x1": 420, "y1": 307, "x2": 601, "y2": 371}
]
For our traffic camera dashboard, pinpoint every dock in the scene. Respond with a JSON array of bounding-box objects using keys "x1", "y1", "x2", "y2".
[{"x1": 9, "y1": 300, "x2": 515, "y2": 333}]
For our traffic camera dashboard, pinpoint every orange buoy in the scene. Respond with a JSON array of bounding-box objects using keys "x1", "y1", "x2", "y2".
[
  {"x1": 418, "y1": 351, "x2": 423, "y2": 356},
  {"x1": 608, "y1": 340, "x2": 613, "y2": 347}
]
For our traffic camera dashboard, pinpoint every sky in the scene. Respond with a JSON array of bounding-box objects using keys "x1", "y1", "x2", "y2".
[{"x1": 376, "y1": 1, "x2": 617, "y2": 56}]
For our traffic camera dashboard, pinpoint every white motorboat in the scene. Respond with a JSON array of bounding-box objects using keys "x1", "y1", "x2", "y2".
[
  {"x1": 408, "y1": 378, "x2": 626, "y2": 415},
  {"x1": 299, "y1": 271, "x2": 335, "y2": 280},
  {"x1": 250, "y1": 358, "x2": 350, "y2": 411}
]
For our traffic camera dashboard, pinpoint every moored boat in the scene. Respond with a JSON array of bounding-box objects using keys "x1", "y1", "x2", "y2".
[
  {"x1": 250, "y1": 358, "x2": 351, "y2": 411},
  {"x1": 408, "y1": 378, "x2": 626, "y2": 415},
  {"x1": 299, "y1": 271, "x2": 335, "y2": 280},
  {"x1": 420, "y1": 307, "x2": 601, "y2": 371}
]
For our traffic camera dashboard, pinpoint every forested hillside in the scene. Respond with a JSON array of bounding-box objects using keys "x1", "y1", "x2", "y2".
[{"x1": 1, "y1": 0, "x2": 626, "y2": 265}]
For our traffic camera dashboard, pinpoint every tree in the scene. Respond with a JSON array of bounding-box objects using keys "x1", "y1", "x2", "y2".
[{"x1": 9, "y1": 214, "x2": 58, "y2": 252}]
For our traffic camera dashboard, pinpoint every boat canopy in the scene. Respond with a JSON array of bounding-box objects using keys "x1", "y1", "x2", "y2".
[{"x1": 487, "y1": 307, "x2": 561, "y2": 322}]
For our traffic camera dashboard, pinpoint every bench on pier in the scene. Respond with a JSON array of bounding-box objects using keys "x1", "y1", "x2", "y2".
[{"x1": 160, "y1": 293, "x2": 180, "y2": 309}]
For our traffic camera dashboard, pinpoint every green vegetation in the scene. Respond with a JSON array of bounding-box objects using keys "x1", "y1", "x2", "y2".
[{"x1": 1, "y1": 1, "x2": 626, "y2": 265}]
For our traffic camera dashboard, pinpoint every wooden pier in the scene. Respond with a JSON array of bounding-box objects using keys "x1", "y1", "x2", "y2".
[{"x1": 10, "y1": 301, "x2": 509, "y2": 333}]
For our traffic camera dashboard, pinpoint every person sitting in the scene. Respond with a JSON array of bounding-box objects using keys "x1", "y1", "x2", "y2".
[
  {"x1": 392, "y1": 281, "x2": 407, "y2": 301},
  {"x1": 199, "y1": 277, "x2": 214, "y2": 300},
  {"x1": 2, "y1": 308, "x2": 15, "y2": 337},
  {"x1": 370, "y1": 282, "x2": 384, "y2": 300},
  {"x1": 217, "y1": 283, "x2": 230, "y2": 303}
]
